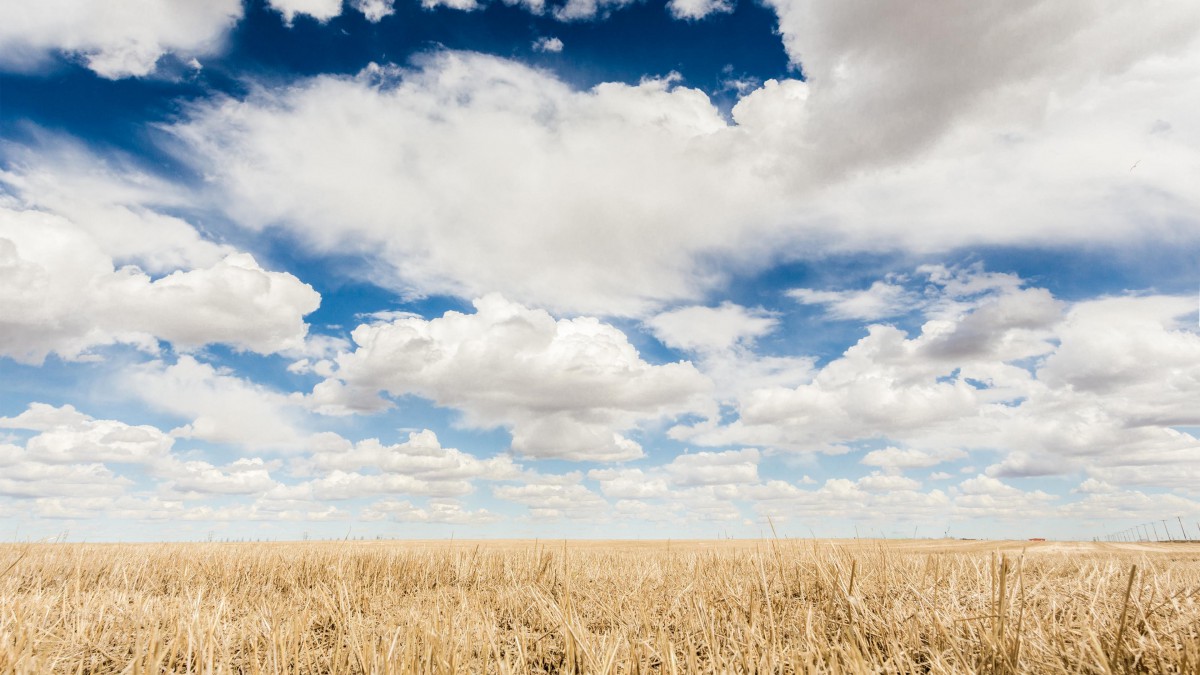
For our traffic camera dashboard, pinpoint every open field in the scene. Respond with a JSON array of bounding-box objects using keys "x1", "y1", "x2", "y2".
[{"x1": 2, "y1": 539, "x2": 1198, "y2": 673}]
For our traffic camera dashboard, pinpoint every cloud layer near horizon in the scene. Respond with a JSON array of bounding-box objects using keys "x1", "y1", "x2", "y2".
[{"x1": 1, "y1": 0, "x2": 1199, "y2": 539}]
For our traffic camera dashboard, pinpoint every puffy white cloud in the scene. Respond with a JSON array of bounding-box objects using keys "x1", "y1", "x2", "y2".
[
  {"x1": 764, "y1": 0, "x2": 1200, "y2": 174},
  {"x1": 664, "y1": 448, "x2": 760, "y2": 486},
  {"x1": 647, "y1": 302, "x2": 813, "y2": 401},
  {"x1": 676, "y1": 267, "x2": 1200, "y2": 493},
  {"x1": 123, "y1": 356, "x2": 308, "y2": 451},
  {"x1": 0, "y1": 403, "x2": 289, "y2": 504},
  {"x1": 267, "y1": 0, "x2": 345, "y2": 24},
  {"x1": 308, "y1": 295, "x2": 713, "y2": 461},
  {"x1": 352, "y1": 0, "x2": 395, "y2": 20},
  {"x1": 0, "y1": 203, "x2": 320, "y2": 363},
  {"x1": 166, "y1": 55, "x2": 791, "y2": 316},
  {"x1": 587, "y1": 467, "x2": 669, "y2": 499},
  {"x1": 298, "y1": 429, "x2": 518, "y2": 487},
  {"x1": 667, "y1": 0, "x2": 732, "y2": 20},
  {"x1": 789, "y1": 280, "x2": 918, "y2": 322},
  {"x1": 553, "y1": 0, "x2": 635, "y2": 21},
  {"x1": 0, "y1": 140, "x2": 231, "y2": 273},
  {"x1": 856, "y1": 472, "x2": 921, "y2": 493},
  {"x1": 0, "y1": 458, "x2": 130, "y2": 498},
  {"x1": 167, "y1": 27, "x2": 1200, "y2": 318},
  {"x1": 532, "y1": 36, "x2": 563, "y2": 53},
  {"x1": 0, "y1": 0, "x2": 241, "y2": 78},
  {"x1": 647, "y1": 303, "x2": 778, "y2": 353},
  {"x1": 361, "y1": 498, "x2": 499, "y2": 523},
  {"x1": 860, "y1": 446, "x2": 965, "y2": 471},
  {"x1": 952, "y1": 475, "x2": 1058, "y2": 519},
  {"x1": 161, "y1": 457, "x2": 280, "y2": 496},
  {"x1": 493, "y1": 481, "x2": 609, "y2": 519},
  {"x1": 0, "y1": 403, "x2": 173, "y2": 464}
]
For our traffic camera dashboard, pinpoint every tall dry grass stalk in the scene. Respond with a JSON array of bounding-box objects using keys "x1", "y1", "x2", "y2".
[{"x1": 1, "y1": 539, "x2": 1197, "y2": 673}]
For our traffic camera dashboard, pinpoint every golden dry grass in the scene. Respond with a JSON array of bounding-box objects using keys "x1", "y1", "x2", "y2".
[{"x1": 2, "y1": 538, "x2": 1198, "y2": 673}]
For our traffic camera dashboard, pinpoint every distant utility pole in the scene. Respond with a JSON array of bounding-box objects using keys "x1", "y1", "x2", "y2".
[
  {"x1": 1151, "y1": 522, "x2": 1161, "y2": 541},
  {"x1": 1162, "y1": 519, "x2": 1173, "y2": 542}
]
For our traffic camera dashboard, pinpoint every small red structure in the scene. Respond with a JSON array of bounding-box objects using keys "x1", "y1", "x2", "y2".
[{"x1": 1028, "y1": 538, "x2": 1046, "y2": 542}]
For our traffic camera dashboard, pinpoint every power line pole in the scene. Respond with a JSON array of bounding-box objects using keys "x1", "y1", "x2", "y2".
[{"x1": 1162, "y1": 519, "x2": 1173, "y2": 542}]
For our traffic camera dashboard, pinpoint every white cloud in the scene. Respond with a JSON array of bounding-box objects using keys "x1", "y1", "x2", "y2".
[
  {"x1": 308, "y1": 295, "x2": 713, "y2": 461},
  {"x1": 664, "y1": 448, "x2": 760, "y2": 486},
  {"x1": 168, "y1": 30, "x2": 1200, "y2": 318},
  {"x1": 646, "y1": 302, "x2": 813, "y2": 401},
  {"x1": 667, "y1": 0, "x2": 733, "y2": 21},
  {"x1": 123, "y1": 357, "x2": 309, "y2": 451},
  {"x1": 0, "y1": 152, "x2": 321, "y2": 363},
  {"x1": 166, "y1": 55, "x2": 789, "y2": 316},
  {"x1": 0, "y1": 0, "x2": 242, "y2": 78},
  {"x1": 351, "y1": 0, "x2": 394, "y2": 21},
  {"x1": 675, "y1": 268, "x2": 1200, "y2": 492},
  {"x1": 553, "y1": 0, "x2": 636, "y2": 21},
  {"x1": 0, "y1": 403, "x2": 284, "y2": 500},
  {"x1": 532, "y1": 37, "x2": 563, "y2": 53},
  {"x1": 361, "y1": 498, "x2": 499, "y2": 524},
  {"x1": 952, "y1": 475, "x2": 1058, "y2": 519},
  {"x1": 493, "y1": 481, "x2": 609, "y2": 519},
  {"x1": 647, "y1": 303, "x2": 778, "y2": 353},
  {"x1": 763, "y1": 0, "x2": 1200, "y2": 175},
  {"x1": 161, "y1": 457, "x2": 279, "y2": 496},
  {"x1": 587, "y1": 467, "x2": 669, "y2": 499},
  {"x1": 856, "y1": 472, "x2": 921, "y2": 493},
  {"x1": 299, "y1": 429, "x2": 518, "y2": 486},
  {"x1": 0, "y1": 403, "x2": 173, "y2": 464},
  {"x1": 789, "y1": 280, "x2": 917, "y2": 322},
  {"x1": 267, "y1": 0, "x2": 345, "y2": 24},
  {"x1": 860, "y1": 446, "x2": 965, "y2": 471},
  {"x1": 0, "y1": 460, "x2": 130, "y2": 498},
  {"x1": 1, "y1": 140, "x2": 231, "y2": 273}
]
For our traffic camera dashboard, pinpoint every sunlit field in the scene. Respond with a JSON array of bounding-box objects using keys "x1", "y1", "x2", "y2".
[{"x1": 2, "y1": 539, "x2": 1198, "y2": 673}]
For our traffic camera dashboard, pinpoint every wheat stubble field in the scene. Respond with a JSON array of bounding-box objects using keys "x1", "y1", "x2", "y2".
[{"x1": 1, "y1": 539, "x2": 1198, "y2": 673}]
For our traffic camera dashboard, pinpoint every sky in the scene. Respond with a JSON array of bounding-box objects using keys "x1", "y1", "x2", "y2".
[{"x1": 1, "y1": 0, "x2": 1198, "y2": 543}]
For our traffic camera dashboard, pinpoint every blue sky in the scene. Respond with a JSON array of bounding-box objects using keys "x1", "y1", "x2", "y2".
[{"x1": 1, "y1": 0, "x2": 1199, "y2": 542}]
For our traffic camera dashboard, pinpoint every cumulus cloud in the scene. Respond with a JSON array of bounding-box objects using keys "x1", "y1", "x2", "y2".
[
  {"x1": 0, "y1": 403, "x2": 287, "y2": 501},
  {"x1": 493, "y1": 480, "x2": 609, "y2": 519},
  {"x1": 0, "y1": 0, "x2": 242, "y2": 78},
  {"x1": 860, "y1": 446, "x2": 965, "y2": 472},
  {"x1": 307, "y1": 295, "x2": 713, "y2": 461},
  {"x1": 646, "y1": 302, "x2": 813, "y2": 401},
  {"x1": 789, "y1": 280, "x2": 918, "y2": 322},
  {"x1": 675, "y1": 267, "x2": 1200, "y2": 493},
  {"x1": 665, "y1": 448, "x2": 760, "y2": 486},
  {"x1": 0, "y1": 207, "x2": 320, "y2": 362},
  {"x1": 587, "y1": 467, "x2": 669, "y2": 499},
  {"x1": 267, "y1": 0, "x2": 346, "y2": 24},
  {"x1": 166, "y1": 22, "x2": 1200, "y2": 317},
  {"x1": 532, "y1": 36, "x2": 564, "y2": 53},
  {"x1": 552, "y1": 0, "x2": 636, "y2": 21},
  {"x1": 168, "y1": 55, "x2": 783, "y2": 316},
  {"x1": 667, "y1": 0, "x2": 733, "y2": 21},
  {"x1": 296, "y1": 429, "x2": 518, "y2": 494},
  {"x1": 361, "y1": 498, "x2": 499, "y2": 524},
  {"x1": 0, "y1": 403, "x2": 173, "y2": 464},
  {"x1": 647, "y1": 303, "x2": 778, "y2": 353},
  {"x1": 764, "y1": 0, "x2": 1200, "y2": 174},
  {"x1": 163, "y1": 457, "x2": 279, "y2": 496},
  {"x1": 123, "y1": 357, "x2": 309, "y2": 451},
  {"x1": 352, "y1": 0, "x2": 395, "y2": 21}
]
